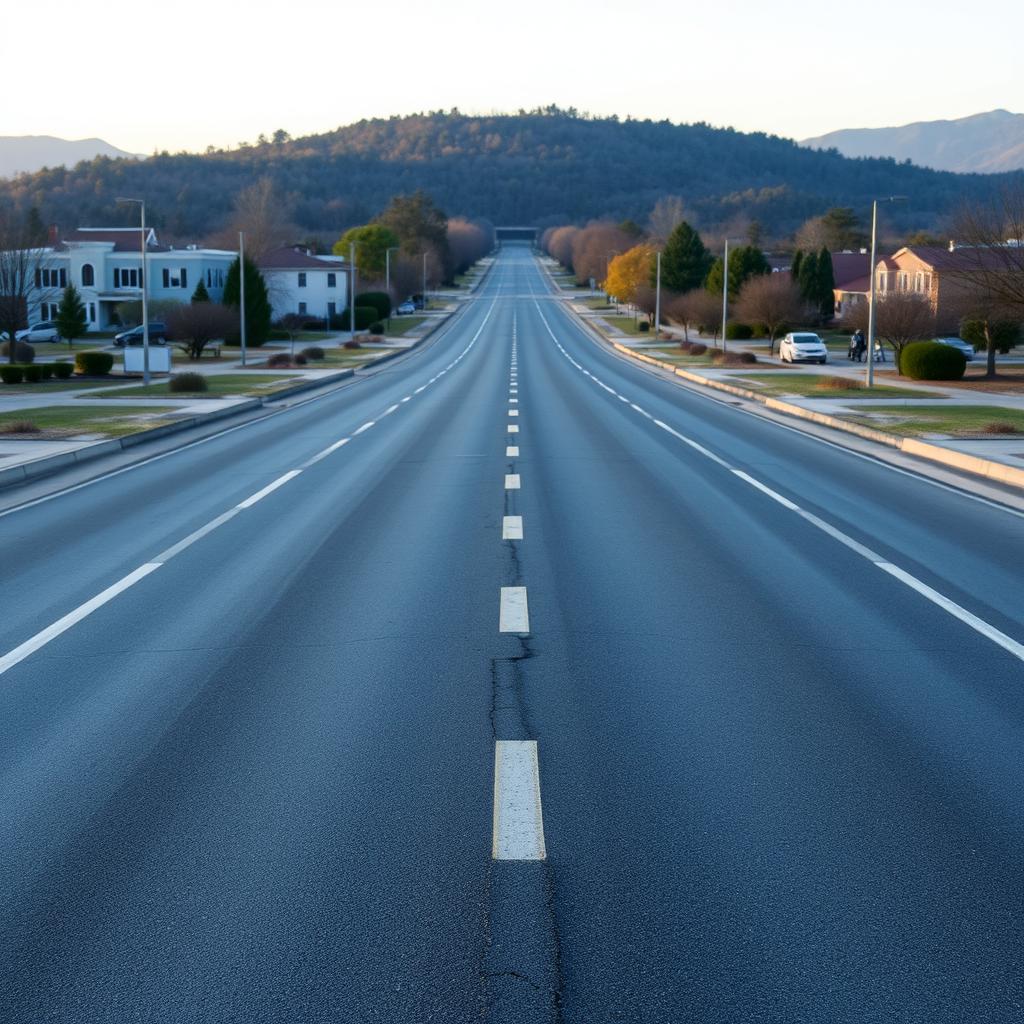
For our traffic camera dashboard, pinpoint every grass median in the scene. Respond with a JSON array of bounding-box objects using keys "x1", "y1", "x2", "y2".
[
  {"x1": 0, "y1": 406, "x2": 178, "y2": 438},
  {"x1": 725, "y1": 373, "x2": 943, "y2": 399},
  {"x1": 842, "y1": 405, "x2": 1024, "y2": 437},
  {"x1": 86, "y1": 374, "x2": 297, "y2": 398}
]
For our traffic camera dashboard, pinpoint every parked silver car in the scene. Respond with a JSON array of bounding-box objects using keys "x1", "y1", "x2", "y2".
[
  {"x1": 779, "y1": 331, "x2": 828, "y2": 365},
  {"x1": 15, "y1": 321, "x2": 60, "y2": 342},
  {"x1": 933, "y1": 337, "x2": 975, "y2": 361}
]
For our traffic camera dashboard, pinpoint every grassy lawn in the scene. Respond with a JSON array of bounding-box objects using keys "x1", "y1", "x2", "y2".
[
  {"x1": 579, "y1": 296, "x2": 615, "y2": 310},
  {"x1": 28, "y1": 340, "x2": 109, "y2": 358},
  {"x1": 0, "y1": 377, "x2": 137, "y2": 395},
  {"x1": 303, "y1": 349, "x2": 385, "y2": 368},
  {"x1": 87, "y1": 374, "x2": 298, "y2": 398},
  {"x1": 0, "y1": 406, "x2": 176, "y2": 438},
  {"x1": 598, "y1": 314, "x2": 652, "y2": 337},
  {"x1": 844, "y1": 405, "x2": 1024, "y2": 437},
  {"x1": 383, "y1": 315, "x2": 428, "y2": 336},
  {"x1": 640, "y1": 345, "x2": 717, "y2": 366},
  {"x1": 725, "y1": 372, "x2": 943, "y2": 399}
]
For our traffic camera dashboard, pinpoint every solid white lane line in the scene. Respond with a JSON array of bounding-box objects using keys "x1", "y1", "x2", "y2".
[
  {"x1": 506, "y1": 446, "x2": 519, "y2": 457},
  {"x1": 499, "y1": 586, "x2": 530, "y2": 633},
  {"x1": 155, "y1": 508, "x2": 240, "y2": 563},
  {"x1": 353, "y1": 421, "x2": 375, "y2": 435},
  {"x1": 301, "y1": 437, "x2": 350, "y2": 467},
  {"x1": 236, "y1": 470, "x2": 302, "y2": 509},
  {"x1": 0, "y1": 563, "x2": 163, "y2": 678},
  {"x1": 505, "y1": 474, "x2": 521, "y2": 490},
  {"x1": 876, "y1": 562, "x2": 1024, "y2": 663},
  {"x1": 508, "y1": 424, "x2": 519, "y2": 433},
  {"x1": 652, "y1": 420, "x2": 733, "y2": 469},
  {"x1": 503, "y1": 515, "x2": 523, "y2": 540},
  {"x1": 796, "y1": 509, "x2": 885, "y2": 563},
  {"x1": 731, "y1": 470, "x2": 800, "y2": 511},
  {"x1": 492, "y1": 740, "x2": 546, "y2": 861}
]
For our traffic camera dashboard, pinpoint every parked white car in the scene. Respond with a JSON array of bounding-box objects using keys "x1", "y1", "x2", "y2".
[
  {"x1": 15, "y1": 321, "x2": 60, "y2": 343},
  {"x1": 779, "y1": 332, "x2": 828, "y2": 364},
  {"x1": 933, "y1": 336, "x2": 975, "y2": 361}
]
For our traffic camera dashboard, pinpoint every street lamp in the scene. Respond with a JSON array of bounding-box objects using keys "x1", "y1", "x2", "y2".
[
  {"x1": 385, "y1": 246, "x2": 400, "y2": 311},
  {"x1": 421, "y1": 252, "x2": 428, "y2": 310},
  {"x1": 605, "y1": 250, "x2": 619, "y2": 305},
  {"x1": 654, "y1": 250, "x2": 662, "y2": 339},
  {"x1": 349, "y1": 242, "x2": 357, "y2": 345},
  {"x1": 115, "y1": 197, "x2": 150, "y2": 384},
  {"x1": 865, "y1": 196, "x2": 908, "y2": 387},
  {"x1": 238, "y1": 231, "x2": 247, "y2": 367}
]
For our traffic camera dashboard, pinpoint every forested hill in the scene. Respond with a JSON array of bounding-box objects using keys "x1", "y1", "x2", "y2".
[{"x1": 1, "y1": 109, "x2": 1017, "y2": 241}]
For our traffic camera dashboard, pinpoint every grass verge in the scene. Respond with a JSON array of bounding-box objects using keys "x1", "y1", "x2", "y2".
[
  {"x1": 86, "y1": 374, "x2": 297, "y2": 398},
  {"x1": 0, "y1": 406, "x2": 176, "y2": 438},
  {"x1": 842, "y1": 405, "x2": 1024, "y2": 437},
  {"x1": 726, "y1": 373, "x2": 942, "y2": 399}
]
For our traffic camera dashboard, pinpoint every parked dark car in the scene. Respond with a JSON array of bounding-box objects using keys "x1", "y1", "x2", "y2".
[{"x1": 114, "y1": 322, "x2": 168, "y2": 347}]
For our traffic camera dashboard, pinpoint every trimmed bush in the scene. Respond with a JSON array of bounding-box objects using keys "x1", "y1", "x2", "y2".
[
  {"x1": 356, "y1": 290, "x2": 392, "y2": 321},
  {"x1": 638, "y1": 320, "x2": 650, "y2": 333},
  {"x1": 679, "y1": 340, "x2": 694, "y2": 353},
  {"x1": 337, "y1": 305, "x2": 378, "y2": 331},
  {"x1": 22, "y1": 364, "x2": 44, "y2": 383},
  {"x1": 981, "y1": 422, "x2": 1019, "y2": 434},
  {"x1": 738, "y1": 351, "x2": 758, "y2": 364},
  {"x1": 3, "y1": 419, "x2": 40, "y2": 433},
  {"x1": 53, "y1": 361, "x2": 74, "y2": 379},
  {"x1": 0, "y1": 340, "x2": 35, "y2": 363},
  {"x1": 368, "y1": 321, "x2": 385, "y2": 335},
  {"x1": 343, "y1": 339, "x2": 362, "y2": 350},
  {"x1": 725, "y1": 321, "x2": 754, "y2": 341},
  {"x1": 293, "y1": 353, "x2": 308, "y2": 366},
  {"x1": 0, "y1": 365, "x2": 25, "y2": 385},
  {"x1": 689, "y1": 343, "x2": 707, "y2": 356},
  {"x1": 301, "y1": 346, "x2": 325, "y2": 360},
  {"x1": 169, "y1": 372, "x2": 208, "y2": 392},
  {"x1": 266, "y1": 352, "x2": 293, "y2": 368},
  {"x1": 901, "y1": 341, "x2": 967, "y2": 381},
  {"x1": 75, "y1": 351, "x2": 114, "y2": 375},
  {"x1": 39, "y1": 363, "x2": 54, "y2": 380}
]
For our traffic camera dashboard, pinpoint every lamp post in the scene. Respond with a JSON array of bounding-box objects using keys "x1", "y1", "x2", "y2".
[
  {"x1": 654, "y1": 250, "x2": 662, "y2": 339},
  {"x1": 238, "y1": 231, "x2": 247, "y2": 367},
  {"x1": 721, "y1": 238, "x2": 731, "y2": 353},
  {"x1": 605, "y1": 250, "x2": 619, "y2": 306},
  {"x1": 421, "y1": 252, "x2": 428, "y2": 311},
  {"x1": 385, "y1": 246, "x2": 399, "y2": 309},
  {"x1": 349, "y1": 242, "x2": 357, "y2": 345},
  {"x1": 115, "y1": 197, "x2": 150, "y2": 384},
  {"x1": 865, "y1": 196, "x2": 908, "y2": 387}
]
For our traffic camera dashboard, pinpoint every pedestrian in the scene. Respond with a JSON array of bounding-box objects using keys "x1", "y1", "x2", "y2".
[{"x1": 852, "y1": 329, "x2": 866, "y2": 362}]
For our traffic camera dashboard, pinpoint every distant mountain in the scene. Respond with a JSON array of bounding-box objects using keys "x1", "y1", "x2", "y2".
[
  {"x1": 801, "y1": 110, "x2": 1024, "y2": 174},
  {"x1": 0, "y1": 110, "x2": 1020, "y2": 240},
  {"x1": 0, "y1": 135, "x2": 140, "y2": 178}
]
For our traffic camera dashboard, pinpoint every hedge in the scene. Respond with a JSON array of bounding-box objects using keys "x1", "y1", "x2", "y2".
[
  {"x1": 53, "y1": 361, "x2": 74, "y2": 379},
  {"x1": 725, "y1": 321, "x2": 754, "y2": 341},
  {"x1": 0, "y1": 340, "x2": 35, "y2": 363},
  {"x1": 0, "y1": 365, "x2": 25, "y2": 385},
  {"x1": 356, "y1": 291, "x2": 392, "y2": 320},
  {"x1": 335, "y1": 305, "x2": 378, "y2": 331},
  {"x1": 22, "y1": 364, "x2": 44, "y2": 383},
  {"x1": 75, "y1": 351, "x2": 115, "y2": 375},
  {"x1": 901, "y1": 341, "x2": 967, "y2": 380}
]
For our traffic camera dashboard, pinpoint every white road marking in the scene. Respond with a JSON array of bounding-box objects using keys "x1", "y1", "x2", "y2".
[
  {"x1": 506, "y1": 446, "x2": 519, "y2": 457},
  {"x1": 509, "y1": 409, "x2": 519, "y2": 417},
  {"x1": 0, "y1": 563, "x2": 163, "y2": 678},
  {"x1": 414, "y1": 385, "x2": 427, "y2": 394},
  {"x1": 508, "y1": 424, "x2": 519, "y2": 433},
  {"x1": 302, "y1": 437, "x2": 350, "y2": 467},
  {"x1": 499, "y1": 586, "x2": 530, "y2": 633},
  {"x1": 401, "y1": 396, "x2": 412, "y2": 402},
  {"x1": 492, "y1": 740, "x2": 546, "y2": 860},
  {"x1": 382, "y1": 403, "x2": 400, "y2": 416},
  {"x1": 155, "y1": 508, "x2": 240, "y2": 562},
  {"x1": 731, "y1": 470, "x2": 800, "y2": 511},
  {"x1": 353, "y1": 421, "x2": 375, "y2": 435},
  {"x1": 236, "y1": 470, "x2": 302, "y2": 509},
  {"x1": 503, "y1": 515, "x2": 523, "y2": 540},
  {"x1": 509, "y1": 398, "x2": 518, "y2": 404},
  {"x1": 505, "y1": 474, "x2": 521, "y2": 490}
]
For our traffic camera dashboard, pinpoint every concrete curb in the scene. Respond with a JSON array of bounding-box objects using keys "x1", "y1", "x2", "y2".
[{"x1": 609, "y1": 341, "x2": 1024, "y2": 491}]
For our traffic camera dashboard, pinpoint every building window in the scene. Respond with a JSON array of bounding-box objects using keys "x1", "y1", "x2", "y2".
[
  {"x1": 162, "y1": 268, "x2": 170, "y2": 288},
  {"x1": 327, "y1": 272, "x2": 336, "y2": 288},
  {"x1": 328, "y1": 301, "x2": 336, "y2": 317},
  {"x1": 180, "y1": 267, "x2": 187, "y2": 289},
  {"x1": 298, "y1": 272, "x2": 307, "y2": 288},
  {"x1": 87, "y1": 302, "x2": 96, "y2": 323},
  {"x1": 298, "y1": 301, "x2": 307, "y2": 315},
  {"x1": 82, "y1": 263, "x2": 94, "y2": 287}
]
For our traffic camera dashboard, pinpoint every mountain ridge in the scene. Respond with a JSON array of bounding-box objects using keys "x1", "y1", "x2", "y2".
[{"x1": 0, "y1": 135, "x2": 141, "y2": 179}]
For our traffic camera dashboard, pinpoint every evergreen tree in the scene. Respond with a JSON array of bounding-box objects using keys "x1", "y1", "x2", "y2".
[
  {"x1": 790, "y1": 249, "x2": 804, "y2": 285},
  {"x1": 223, "y1": 256, "x2": 272, "y2": 347},
  {"x1": 55, "y1": 284, "x2": 88, "y2": 347},
  {"x1": 659, "y1": 221, "x2": 713, "y2": 293},
  {"x1": 797, "y1": 250, "x2": 819, "y2": 301},
  {"x1": 705, "y1": 245, "x2": 770, "y2": 298},
  {"x1": 191, "y1": 279, "x2": 210, "y2": 303},
  {"x1": 815, "y1": 246, "x2": 836, "y2": 320}
]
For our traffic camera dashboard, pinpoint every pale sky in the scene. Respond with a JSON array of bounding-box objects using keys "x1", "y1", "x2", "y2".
[{"x1": 4, "y1": 0, "x2": 1021, "y2": 153}]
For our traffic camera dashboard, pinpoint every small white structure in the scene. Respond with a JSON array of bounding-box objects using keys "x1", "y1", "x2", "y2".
[
  {"x1": 259, "y1": 246, "x2": 349, "y2": 324},
  {"x1": 24, "y1": 226, "x2": 236, "y2": 332}
]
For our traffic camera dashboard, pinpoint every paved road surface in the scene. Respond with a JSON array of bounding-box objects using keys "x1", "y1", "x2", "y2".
[{"x1": 2, "y1": 245, "x2": 1022, "y2": 1022}]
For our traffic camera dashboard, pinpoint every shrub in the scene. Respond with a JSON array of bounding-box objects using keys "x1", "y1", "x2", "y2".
[
  {"x1": 301, "y1": 346, "x2": 325, "y2": 360},
  {"x1": 75, "y1": 351, "x2": 114, "y2": 375},
  {"x1": 343, "y1": 339, "x2": 362, "y2": 350},
  {"x1": 0, "y1": 340, "x2": 35, "y2": 363},
  {"x1": 39, "y1": 363, "x2": 54, "y2": 380},
  {"x1": 368, "y1": 321, "x2": 385, "y2": 335},
  {"x1": 689, "y1": 343, "x2": 707, "y2": 356},
  {"x1": 980, "y1": 422, "x2": 1019, "y2": 434},
  {"x1": 725, "y1": 321, "x2": 754, "y2": 341},
  {"x1": 816, "y1": 375, "x2": 861, "y2": 391},
  {"x1": 169, "y1": 372, "x2": 208, "y2": 392},
  {"x1": 679, "y1": 340, "x2": 694, "y2": 353},
  {"x1": 0, "y1": 365, "x2": 25, "y2": 385},
  {"x1": 901, "y1": 341, "x2": 966, "y2": 381},
  {"x1": 337, "y1": 305, "x2": 378, "y2": 331},
  {"x1": 749, "y1": 321, "x2": 770, "y2": 338},
  {"x1": 738, "y1": 351, "x2": 758, "y2": 364},
  {"x1": 266, "y1": 352, "x2": 293, "y2": 368},
  {"x1": 356, "y1": 290, "x2": 392, "y2": 321},
  {"x1": 53, "y1": 361, "x2": 74, "y2": 379},
  {"x1": 3, "y1": 419, "x2": 40, "y2": 433},
  {"x1": 709, "y1": 348, "x2": 726, "y2": 362},
  {"x1": 638, "y1": 320, "x2": 650, "y2": 333},
  {"x1": 293, "y1": 353, "x2": 308, "y2": 366},
  {"x1": 22, "y1": 364, "x2": 44, "y2": 383}
]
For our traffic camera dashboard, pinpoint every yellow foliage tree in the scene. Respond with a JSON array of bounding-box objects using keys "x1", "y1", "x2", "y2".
[{"x1": 604, "y1": 244, "x2": 655, "y2": 305}]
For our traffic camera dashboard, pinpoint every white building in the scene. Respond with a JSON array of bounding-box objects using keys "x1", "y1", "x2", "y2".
[
  {"x1": 259, "y1": 246, "x2": 349, "y2": 324},
  {"x1": 26, "y1": 227, "x2": 236, "y2": 332}
]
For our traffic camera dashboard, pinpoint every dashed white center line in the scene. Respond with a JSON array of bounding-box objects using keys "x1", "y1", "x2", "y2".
[
  {"x1": 508, "y1": 424, "x2": 519, "y2": 433},
  {"x1": 236, "y1": 470, "x2": 302, "y2": 509},
  {"x1": 502, "y1": 515, "x2": 523, "y2": 540},
  {"x1": 493, "y1": 740, "x2": 546, "y2": 861},
  {"x1": 505, "y1": 474, "x2": 521, "y2": 490},
  {"x1": 509, "y1": 398, "x2": 518, "y2": 404},
  {"x1": 506, "y1": 446, "x2": 519, "y2": 457},
  {"x1": 499, "y1": 586, "x2": 530, "y2": 633},
  {"x1": 382, "y1": 403, "x2": 400, "y2": 416},
  {"x1": 509, "y1": 409, "x2": 519, "y2": 416},
  {"x1": 353, "y1": 421, "x2": 375, "y2": 436}
]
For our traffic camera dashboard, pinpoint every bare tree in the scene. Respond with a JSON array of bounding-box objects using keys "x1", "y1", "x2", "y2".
[
  {"x1": 666, "y1": 288, "x2": 722, "y2": 342},
  {"x1": 735, "y1": 274, "x2": 808, "y2": 354},
  {"x1": 210, "y1": 177, "x2": 297, "y2": 259},
  {"x1": 647, "y1": 196, "x2": 688, "y2": 243},
  {"x1": 167, "y1": 302, "x2": 237, "y2": 360},
  {"x1": 844, "y1": 292, "x2": 936, "y2": 373},
  {"x1": 0, "y1": 206, "x2": 50, "y2": 363},
  {"x1": 571, "y1": 222, "x2": 635, "y2": 288}
]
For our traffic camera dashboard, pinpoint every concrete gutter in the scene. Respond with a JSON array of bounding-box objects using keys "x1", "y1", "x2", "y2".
[{"x1": 610, "y1": 341, "x2": 1024, "y2": 491}]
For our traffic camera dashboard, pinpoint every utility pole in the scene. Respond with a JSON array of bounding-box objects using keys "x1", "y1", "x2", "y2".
[
  {"x1": 239, "y1": 232, "x2": 247, "y2": 367},
  {"x1": 721, "y1": 238, "x2": 730, "y2": 353},
  {"x1": 866, "y1": 196, "x2": 908, "y2": 386},
  {"x1": 349, "y1": 242, "x2": 357, "y2": 345},
  {"x1": 116, "y1": 197, "x2": 150, "y2": 384},
  {"x1": 654, "y1": 250, "x2": 662, "y2": 339}
]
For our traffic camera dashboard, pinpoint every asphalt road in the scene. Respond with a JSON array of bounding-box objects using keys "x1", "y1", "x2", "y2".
[{"x1": 1, "y1": 245, "x2": 1022, "y2": 1023}]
